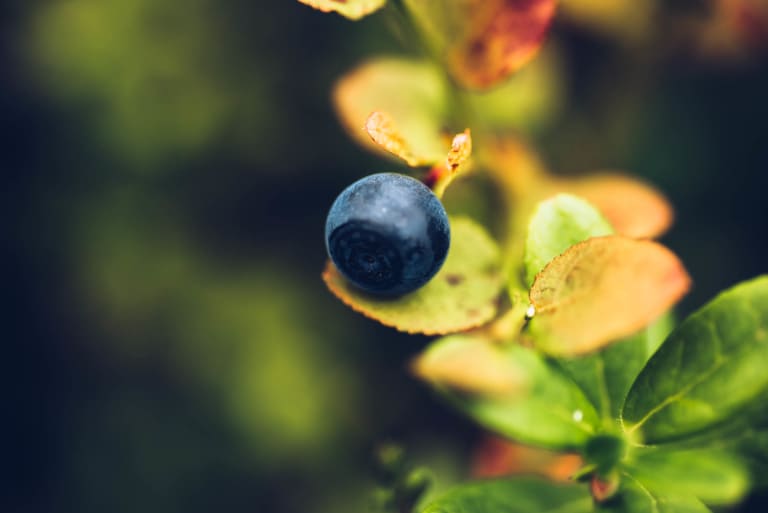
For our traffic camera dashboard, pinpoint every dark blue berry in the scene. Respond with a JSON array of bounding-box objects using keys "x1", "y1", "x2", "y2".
[{"x1": 325, "y1": 173, "x2": 450, "y2": 296}]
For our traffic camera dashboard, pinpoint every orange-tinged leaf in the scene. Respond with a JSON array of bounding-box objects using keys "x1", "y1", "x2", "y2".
[
  {"x1": 554, "y1": 173, "x2": 674, "y2": 239},
  {"x1": 527, "y1": 236, "x2": 691, "y2": 356},
  {"x1": 323, "y1": 217, "x2": 503, "y2": 335},
  {"x1": 472, "y1": 436, "x2": 583, "y2": 481},
  {"x1": 333, "y1": 57, "x2": 447, "y2": 162},
  {"x1": 448, "y1": 0, "x2": 558, "y2": 90},
  {"x1": 364, "y1": 111, "x2": 434, "y2": 166},
  {"x1": 430, "y1": 129, "x2": 474, "y2": 197},
  {"x1": 412, "y1": 335, "x2": 527, "y2": 395},
  {"x1": 297, "y1": 0, "x2": 386, "y2": 20},
  {"x1": 447, "y1": 129, "x2": 473, "y2": 171},
  {"x1": 363, "y1": 113, "x2": 471, "y2": 193},
  {"x1": 480, "y1": 139, "x2": 673, "y2": 239}
]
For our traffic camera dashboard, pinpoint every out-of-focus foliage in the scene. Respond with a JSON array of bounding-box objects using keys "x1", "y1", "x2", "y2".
[
  {"x1": 298, "y1": 0, "x2": 387, "y2": 20},
  {"x1": 402, "y1": 0, "x2": 557, "y2": 89}
]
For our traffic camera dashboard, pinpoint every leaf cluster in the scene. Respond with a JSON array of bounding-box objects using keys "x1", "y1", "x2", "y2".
[{"x1": 298, "y1": 1, "x2": 768, "y2": 512}]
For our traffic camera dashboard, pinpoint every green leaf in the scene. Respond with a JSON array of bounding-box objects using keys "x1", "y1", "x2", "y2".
[
  {"x1": 558, "y1": 313, "x2": 674, "y2": 422},
  {"x1": 297, "y1": 0, "x2": 386, "y2": 20},
  {"x1": 622, "y1": 276, "x2": 768, "y2": 443},
  {"x1": 599, "y1": 478, "x2": 711, "y2": 513},
  {"x1": 333, "y1": 57, "x2": 448, "y2": 162},
  {"x1": 624, "y1": 448, "x2": 748, "y2": 505},
  {"x1": 323, "y1": 217, "x2": 504, "y2": 335},
  {"x1": 524, "y1": 193, "x2": 614, "y2": 287},
  {"x1": 653, "y1": 392, "x2": 768, "y2": 488},
  {"x1": 420, "y1": 476, "x2": 593, "y2": 513},
  {"x1": 438, "y1": 344, "x2": 600, "y2": 450}
]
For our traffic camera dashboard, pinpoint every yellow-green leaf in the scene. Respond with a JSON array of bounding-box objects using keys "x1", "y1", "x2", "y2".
[
  {"x1": 323, "y1": 217, "x2": 503, "y2": 335},
  {"x1": 333, "y1": 57, "x2": 447, "y2": 162},
  {"x1": 524, "y1": 193, "x2": 614, "y2": 287},
  {"x1": 528, "y1": 236, "x2": 691, "y2": 356},
  {"x1": 412, "y1": 335, "x2": 527, "y2": 395},
  {"x1": 297, "y1": 0, "x2": 386, "y2": 20}
]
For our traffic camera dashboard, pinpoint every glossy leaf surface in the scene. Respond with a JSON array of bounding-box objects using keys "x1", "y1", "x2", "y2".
[
  {"x1": 623, "y1": 276, "x2": 768, "y2": 443},
  {"x1": 625, "y1": 448, "x2": 748, "y2": 505},
  {"x1": 439, "y1": 344, "x2": 599, "y2": 449},
  {"x1": 558, "y1": 314, "x2": 674, "y2": 422}
]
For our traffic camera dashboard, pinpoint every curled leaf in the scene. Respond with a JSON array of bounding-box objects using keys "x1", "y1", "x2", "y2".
[
  {"x1": 528, "y1": 236, "x2": 691, "y2": 356},
  {"x1": 297, "y1": 0, "x2": 386, "y2": 20},
  {"x1": 447, "y1": 129, "x2": 473, "y2": 171},
  {"x1": 323, "y1": 217, "x2": 503, "y2": 335},
  {"x1": 447, "y1": 0, "x2": 558, "y2": 90},
  {"x1": 364, "y1": 111, "x2": 434, "y2": 166},
  {"x1": 429, "y1": 129, "x2": 474, "y2": 197},
  {"x1": 412, "y1": 335, "x2": 527, "y2": 395},
  {"x1": 333, "y1": 57, "x2": 447, "y2": 161}
]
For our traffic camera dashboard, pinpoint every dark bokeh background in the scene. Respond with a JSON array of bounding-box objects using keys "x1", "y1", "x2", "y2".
[{"x1": 4, "y1": 1, "x2": 767, "y2": 512}]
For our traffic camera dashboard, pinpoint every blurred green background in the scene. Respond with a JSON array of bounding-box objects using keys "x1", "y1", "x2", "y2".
[{"x1": 4, "y1": 1, "x2": 767, "y2": 512}]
